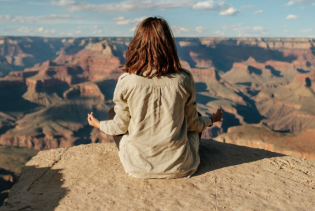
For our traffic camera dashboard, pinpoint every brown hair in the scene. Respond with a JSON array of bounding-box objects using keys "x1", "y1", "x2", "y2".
[{"x1": 122, "y1": 17, "x2": 182, "y2": 77}]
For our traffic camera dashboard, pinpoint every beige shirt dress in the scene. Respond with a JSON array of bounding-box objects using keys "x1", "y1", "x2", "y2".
[{"x1": 100, "y1": 69, "x2": 212, "y2": 178}]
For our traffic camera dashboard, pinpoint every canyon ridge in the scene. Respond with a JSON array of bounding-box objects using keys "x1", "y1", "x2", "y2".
[{"x1": 1, "y1": 36, "x2": 314, "y2": 156}]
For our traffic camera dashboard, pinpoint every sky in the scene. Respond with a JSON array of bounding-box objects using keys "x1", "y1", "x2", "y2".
[{"x1": 0, "y1": 0, "x2": 314, "y2": 37}]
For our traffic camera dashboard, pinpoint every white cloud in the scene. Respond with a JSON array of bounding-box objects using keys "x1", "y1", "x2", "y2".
[
  {"x1": 16, "y1": 26, "x2": 32, "y2": 33},
  {"x1": 171, "y1": 26, "x2": 205, "y2": 36},
  {"x1": 65, "y1": 29, "x2": 82, "y2": 36},
  {"x1": 114, "y1": 16, "x2": 147, "y2": 25},
  {"x1": 129, "y1": 26, "x2": 137, "y2": 32},
  {"x1": 253, "y1": 10, "x2": 263, "y2": 15},
  {"x1": 286, "y1": 1, "x2": 296, "y2": 5},
  {"x1": 27, "y1": 1, "x2": 50, "y2": 5},
  {"x1": 212, "y1": 30, "x2": 225, "y2": 36},
  {"x1": 240, "y1": 4, "x2": 255, "y2": 9},
  {"x1": 285, "y1": 0, "x2": 312, "y2": 6},
  {"x1": 196, "y1": 26, "x2": 205, "y2": 33},
  {"x1": 51, "y1": 0, "x2": 191, "y2": 12},
  {"x1": 52, "y1": 0, "x2": 76, "y2": 6},
  {"x1": 172, "y1": 26, "x2": 190, "y2": 34},
  {"x1": 300, "y1": 28, "x2": 312, "y2": 32},
  {"x1": 192, "y1": 1, "x2": 240, "y2": 16},
  {"x1": 0, "y1": 15, "x2": 11, "y2": 21},
  {"x1": 51, "y1": 0, "x2": 241, "y2": 16},
  {"x1": 52, "y1": 0, "x2": 240, "y2": 16},
  {"x1": 15, "y1": 26, "x2": 57, "y2": 35},
  {"x1": 253, "y1": 26, "x2": 264, "y2": 31},
  {"x1": 113, "y1": 16, "x2": 125, "y2": 21},
  {"x1": 192, "y1": 1, "x2": 216, "y2": 10},
  {"x1": 220, "y1": 7, "x2": 240, "y2": 16},
  {"x1": 0, "y1": 14, "x2": 76, "y2": 23},
  {"x1": 77, "y1": 25, "x2": 99, "y2": 29},
  {"x1": 38, "y1": 27, "x2": 44, "y2": 32},
  {"x1": 286, "y1": 14, "x2": 299, "y2": 20},
  {"x1": 222, "y1": 23, "x2": 267, "y2": 37},
  {"x1": 38, "y1": 27, "x2": 57, "y2": 34},
  {"x1": 92, "y1": 30, "x2": 102, "y2": 34}
]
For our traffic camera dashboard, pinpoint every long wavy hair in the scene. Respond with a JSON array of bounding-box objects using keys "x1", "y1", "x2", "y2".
[{"x1": 122, "y1": 17, "x2": 182, "y2": 77}]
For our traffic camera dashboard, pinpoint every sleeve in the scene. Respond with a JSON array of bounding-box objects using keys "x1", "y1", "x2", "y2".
[
  {"x1": 185, "y1": 72, "x2": 213, "y2": 133},
  {"x1": 99, "y1": 80, "x2": 130, "y2": 136}
]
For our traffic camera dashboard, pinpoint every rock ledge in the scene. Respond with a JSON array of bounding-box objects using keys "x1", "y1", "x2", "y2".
[{"x1": 1, "y1": 140, "x2": 315, "y2": 211}]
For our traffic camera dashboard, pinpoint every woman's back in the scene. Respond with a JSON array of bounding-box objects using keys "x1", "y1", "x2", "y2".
[{"x1": 99, "y1": 69, "x2": 212, "y2": 178}]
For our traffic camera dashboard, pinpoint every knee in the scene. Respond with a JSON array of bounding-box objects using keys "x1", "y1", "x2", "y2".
[{"x1": 107, "y1": 107, "x2": 115, "y2": 120}]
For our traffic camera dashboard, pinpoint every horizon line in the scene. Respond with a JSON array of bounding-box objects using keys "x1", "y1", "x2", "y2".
[{"x1": 1, "y1": 35, "x2": 314, "y2": 39}]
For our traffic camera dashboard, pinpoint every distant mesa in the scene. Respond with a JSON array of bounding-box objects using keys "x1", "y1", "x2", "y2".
[{"x1": 63, "y1": 83, "x2": 105, "y2": 100}]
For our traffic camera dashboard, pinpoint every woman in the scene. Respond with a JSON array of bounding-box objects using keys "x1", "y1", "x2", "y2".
[{"x1": 87, "y1": 17, "x2": 223, "y2": 179}]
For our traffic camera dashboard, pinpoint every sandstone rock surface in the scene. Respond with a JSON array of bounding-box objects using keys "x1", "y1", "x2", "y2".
[{"x1": 1, "y1": 140, "x2": 315, "y2": 211}]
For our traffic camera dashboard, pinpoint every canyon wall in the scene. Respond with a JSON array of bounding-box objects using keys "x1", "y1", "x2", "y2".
[{"x1": 0, "y1": 36, "x2": 314, "y2": 158}]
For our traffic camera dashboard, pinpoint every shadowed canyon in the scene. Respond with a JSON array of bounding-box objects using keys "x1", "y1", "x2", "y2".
[{"x1": 1, "y1": 36, "x2": 315, "y2": 205}]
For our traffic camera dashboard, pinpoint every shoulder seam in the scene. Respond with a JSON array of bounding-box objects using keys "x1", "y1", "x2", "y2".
[{"x1": 119, "y1": 73, "x2": 129, "y2": 81}]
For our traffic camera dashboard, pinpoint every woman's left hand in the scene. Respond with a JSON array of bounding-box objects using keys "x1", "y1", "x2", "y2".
[
  {"x1": 212, "y1": 108, "x2": 223, "y2": 123},
  {"x1": 87, "y1": 112, "x2": 100, "y2": 129}
]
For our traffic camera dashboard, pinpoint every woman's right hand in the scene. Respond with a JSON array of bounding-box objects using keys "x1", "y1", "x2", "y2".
[
  {"x1": 212, "y1": 108, "x2": 223, "y2": 123},
  {"x1": 87, "y1": 112, "x2": 100, "y2": 129}
]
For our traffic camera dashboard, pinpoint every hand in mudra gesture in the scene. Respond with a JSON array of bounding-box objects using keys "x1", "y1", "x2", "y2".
[
  {"x1": 212, "y1": 108, "x2": 223, "y2": 123},
  {"x1": 87, "y1": 112, "x2": 100, "y2": 129}
]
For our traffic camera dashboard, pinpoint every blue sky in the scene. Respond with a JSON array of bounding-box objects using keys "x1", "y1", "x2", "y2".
[{"x1": 0, "y1": 0, "x2": 314, "y2": 37}]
